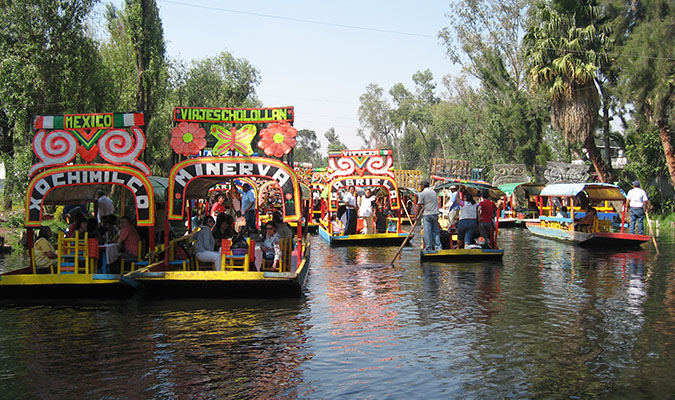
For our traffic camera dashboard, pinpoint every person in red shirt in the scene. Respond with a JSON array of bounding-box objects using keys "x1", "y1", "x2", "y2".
[
  {"x1": 117, "y1": 216, "x2": 140, "y2": 258},
  {"x1": 477, "y1": 190, "x2": 497, "y2": 248},
  {"x1": 210, "y1": 194, "x2": 226, "y2": 218}
]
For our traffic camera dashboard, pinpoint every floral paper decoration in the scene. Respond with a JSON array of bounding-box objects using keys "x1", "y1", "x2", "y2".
[
  {"x1": 210, "y1": 124, "x2": 256, "y2": 156},
  {"x1": 171, "y1": 122, "x2": 207, "y2": 156},
  {"x1": 258, "y1": 122, "x2": 297, "y2": 158}
]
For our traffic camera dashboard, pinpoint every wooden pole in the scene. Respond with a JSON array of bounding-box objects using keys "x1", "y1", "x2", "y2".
[
  {"x1": 390, "y1": 209, "x2": 421, "y2": 265},
  {"x1": 645, "y1": 209, "x2": 659, "y2": 254}
]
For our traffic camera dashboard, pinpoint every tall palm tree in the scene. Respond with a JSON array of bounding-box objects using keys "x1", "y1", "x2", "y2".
[{"x1": 524, "y1": 0, "x2": 613, "y2": 182}]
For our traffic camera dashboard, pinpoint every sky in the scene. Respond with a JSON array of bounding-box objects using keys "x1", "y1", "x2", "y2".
[{"x1": 102, "y1": 0, "x2": 461, "y2": 150}]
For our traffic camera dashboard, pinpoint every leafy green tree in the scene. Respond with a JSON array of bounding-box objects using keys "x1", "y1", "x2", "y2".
[
  {"x1": 611, "y1": 0, "x2": 674, "y2": 187},
  {"x1": 294, "y1": 129, "x2": 325, "y2": 166},
  {"x1": 357, "y1": 84, "x2": 395, "y2": 150},
  {"x1": 324, "y1": 127, "x2": 347, "y2": 152},
  {"x1": 0, "y1": 0, "x2": 105, "y2": 208},
  {"x1": 524, "y1": 0, "x2": 614, "y2": 182},
  {"x1": 178, "y1": 52, "x2": 261, "y2": 108}
]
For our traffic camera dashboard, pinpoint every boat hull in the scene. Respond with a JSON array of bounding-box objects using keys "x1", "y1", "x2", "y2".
[
  {"x1": 0, "y1": 270, "x2": 138, "y2": 298},
  {"x1": 318, "y1": 226, "x2": 410, "y2": 246},
  {"x1": 526, "y1": 223, "x2": 649, "y2": 247},
  {"x1": 420, "y1": 248, "x2": 504, "y2": 261},
  {"x1": 132, "y1": 247, "x2": 310, "y2": 297}
]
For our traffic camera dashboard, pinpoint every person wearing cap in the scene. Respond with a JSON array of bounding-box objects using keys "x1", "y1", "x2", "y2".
[
  {"x1": 240, "y1": 183, "x2": 256, "y2": 231},
  {"x1": 625, "y1": 180, "x2": 650, "y2": 235},
  {"x1": 415, "y1": 180, "x2": 441, "y2": 253},
  {"x1": 446, "y1": 185, "x2": 461, "y2": 227}
]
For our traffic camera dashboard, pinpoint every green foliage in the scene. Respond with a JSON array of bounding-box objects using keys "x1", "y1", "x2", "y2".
[
  {"x1": 294, "y1": 129, "x2": 325, "y2": 167},
  {"x1": 324, "y1": 127, "x2": 347, "y2": 152}
]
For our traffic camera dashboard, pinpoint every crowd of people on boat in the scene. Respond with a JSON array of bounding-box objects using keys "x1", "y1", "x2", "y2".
[
  {"x1": 416, "y1": 181, "x2": 501, "y2": 252},
  {"x1": 332, "y1": 186, "x2": 391, "y2": 235}
]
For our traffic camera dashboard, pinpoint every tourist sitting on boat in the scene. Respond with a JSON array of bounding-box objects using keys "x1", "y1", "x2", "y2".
[
  {"x1": 117, "y1": 216, "x2": 141, "y2": 260},
  {"x1": 210, "y1": 194, "x2": 226, "y2": 218},
  {"x1": 261, "y1": 221, "x2": 281, "y2": 270},
  {"x1": 33, "y1": 226, "x2": 57, "y2": 272},
  {"x1": 477, "y1": 190, "x2": 496, "y2": 248},
  {"x1": 556, "y1": 206, "x2": 569, "y2": 219},
  {"x1": 234, "y1": 211, "x2": 246, "y2": 232},
  {"x1": 65, "y1": 208, "x2": 86, "y2": 238},
  {"x1": 575, "y1": 207, "x2": 597, "y2": 232},
  {"x1": 213, "y1": 213, "x2": 237, "y2": 241},
  {"x1": 194, "y1": 216, "x2": 222, "y2": 271},
  {"x1": 457, "y1": 192, "x2": 478, "y2": 249},
  {"x1": 100, "y1": 214, "x2": 119, "y2": 243},
  {"x1": 331, "y1": 214, "x2": 345, "y2": 235},
  {"x1": 272, "y1": 211, "x2": 294, "y2": 240}
]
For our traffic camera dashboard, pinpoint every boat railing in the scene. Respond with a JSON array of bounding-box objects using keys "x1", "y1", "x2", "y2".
[{"x1": 540, "y1": 216, "x2": 574, "y2": 231}]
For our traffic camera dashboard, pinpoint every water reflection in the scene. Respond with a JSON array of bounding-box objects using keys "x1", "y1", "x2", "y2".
[{"x1": 0, "y1": 232, "x2": 674, "y2": 398}]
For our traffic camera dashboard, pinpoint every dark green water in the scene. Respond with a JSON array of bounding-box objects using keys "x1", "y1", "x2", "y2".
[{"x1": 0, "y1": 228, "x2": 673, "y2": 399}]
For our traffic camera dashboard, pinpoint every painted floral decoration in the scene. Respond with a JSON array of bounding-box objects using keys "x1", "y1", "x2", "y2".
[
  {"x1": 258, "y1": 122, "x2": 297, "y2": 158},
  {"x1": 171, "y1": 122, "x2": 207, "y2": 156}
]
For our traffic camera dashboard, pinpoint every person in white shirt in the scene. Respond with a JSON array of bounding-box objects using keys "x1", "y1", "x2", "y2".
[
  {"x1": 95, "y1": 189, "x2": 114, "y2": 223},
  {"x1": 343, "y1": 186, "x2": 358, "y2": 235},
  {"x1": 359, "y1": 189, "x2": 376, "y2": 234},
  {"x1": 625, "y1": 180, "x2": 650, "y2": 235},
  {"x1": 415, "y1": 180, "x2": 441, "y2": 253}
]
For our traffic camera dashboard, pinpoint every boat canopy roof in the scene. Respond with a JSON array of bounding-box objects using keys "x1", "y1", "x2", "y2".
[
  {"x1": 540, "y1": 183, "x2": 626, "y2": 200},
  {"x1": 435, "y1": 180, "x2": 505, "y2": 201},
  {"x1": 498, "y1": 182, "x2": 545, "y2": 197}
]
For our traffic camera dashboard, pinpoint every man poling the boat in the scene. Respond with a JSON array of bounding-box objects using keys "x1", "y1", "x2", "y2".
[{"x1": 415, "y1": 180, "x2": 441, "y2": 254}]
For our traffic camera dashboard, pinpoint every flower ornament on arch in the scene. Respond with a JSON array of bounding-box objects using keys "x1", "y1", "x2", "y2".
[
  {"x1": 258, "y1": 122, "x2": 297, "y2": 158},
  {"x1": 171, "y1": 122, "x2": 207, "y2": 157}
]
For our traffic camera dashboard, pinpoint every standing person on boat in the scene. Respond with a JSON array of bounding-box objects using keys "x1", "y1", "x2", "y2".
[
  {"x1": 446, "y1": 185, "x2": 461, "y2": 227},
  {"x1": 457, "y1": 192, "x2": 479, "y2": 249},
  {"x1": 241, "y1": 183, "x2": 257, "y2": 233},
  {"x1": 344, "y1": 186, "x2": 358, "y2": 235},
  {"x1": 359, "y1": 188, "x2": 376, "y2": 234},
  {"x1": 210, "y1": 194, "x2": 226, "y2": 218},
  {"x1": 477, "y1": 190, "x2": 497, "y2": 248},
  {"x1": 625, "y1": 180, "x2": 650, "y2": 235},
  {"x1": 95, "y1": 189, "x2": 114, "y2": 223},
  {"x1": 415, "y1": 180, "x2": 442, "y2": 253},
  {"x1": 194, "y1": 216, "x2": 222, "y2": 271},
  {"x1": 261, "y1": 221, "x2": 282, "y2": 270},
  {"x1": 33, "y1": 226, "x2": 58, "y2": 272},
  {"x1": 117, "y1": 216, "x2": 140, "y2": 259}
]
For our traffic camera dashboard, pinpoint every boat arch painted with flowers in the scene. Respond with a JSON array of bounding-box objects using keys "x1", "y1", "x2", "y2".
[
  {"x1": 318, "y1": 149, "x2": 409, "y2": 245},
  {"x1": 132, "y1": 106, "x2": 310, "y2": 296},
  {"x1": 1, "y1": 111, "x2": 159, "y2": 297}
]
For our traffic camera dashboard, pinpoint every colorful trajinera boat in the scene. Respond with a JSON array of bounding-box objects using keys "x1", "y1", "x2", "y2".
[
  {"x1": 496, "y1": 182, "x2": 544, "y2": 227},
  {"x1": 0, "y1": 112, "x2": 155, "y2": 297},
  {"x1": 131, "y1": 106, "x2": 310, "y2": 296},
  {"x1": 421, "y1": 180, "x2": 505, "y2": 261},
  {"x1": 318, "y1": 149, "x2": 409, "y2": 245},
  {"x1": 526, "y1": 183, "x2": 650, "y2": 247}
]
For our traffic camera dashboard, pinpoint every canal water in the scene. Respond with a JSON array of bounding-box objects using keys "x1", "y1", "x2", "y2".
[{"x1": 0, "y1": 229, "x2": 673, "y2": 399}]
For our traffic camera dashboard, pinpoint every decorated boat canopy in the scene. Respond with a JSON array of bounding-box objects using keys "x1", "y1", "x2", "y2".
[
  {"x1": 167, "y1": 156, "x2": 302, "y2": 221},
  {"x1": 24, "y1": 164, "x2": 157, "y2": 227},
  {"x1": 539, "y1": 183, "x2": 626, "y2": 201},
  {"x1": 325, "y1": 149, "x2": 399, "y2": 212},
  {"x1": 31, "y1": 112, "x2": 149, "y2": 176},
  {"x1": 170, "y1": 106, "x2": 297, "y2": 158}
]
